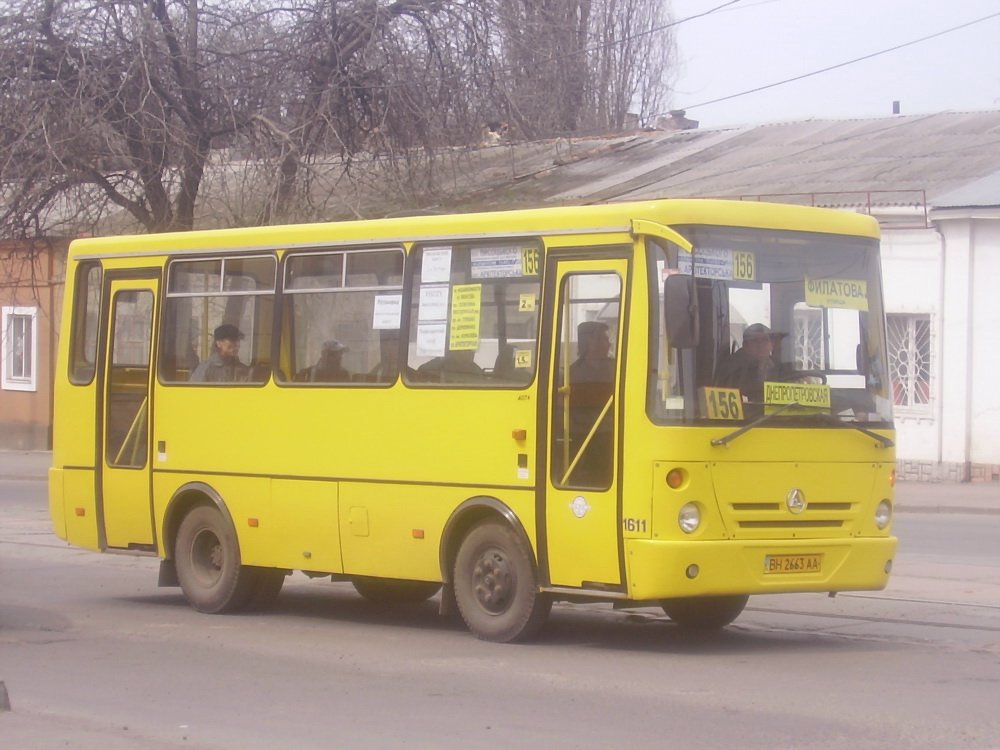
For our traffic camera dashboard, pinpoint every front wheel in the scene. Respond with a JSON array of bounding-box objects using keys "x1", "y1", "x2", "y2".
[
  {"x1": 175, "y1": 505, "x2": 257, "y2": 614},
  {"x1": 660, "y1": 594, "x2": 749, "y2": 629},
  {"x1": 453, "y1": 521, "x2": 551, "y2": 643}
]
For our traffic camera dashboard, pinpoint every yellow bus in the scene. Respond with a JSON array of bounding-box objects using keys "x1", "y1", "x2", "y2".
[{"x1": 48, "y1": 199, "x2": 897, "y2": 642}]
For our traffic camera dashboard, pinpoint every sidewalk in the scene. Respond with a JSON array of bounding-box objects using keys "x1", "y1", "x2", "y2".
[{"x1": 3, "y1": 450, "x2": 998, "y2": 514}]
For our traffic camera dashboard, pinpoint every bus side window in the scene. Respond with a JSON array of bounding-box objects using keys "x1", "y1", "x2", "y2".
[
  {"x1": 277, "y1": 248, "x2": 405, "y2": 387},
  {"x1": 69, "y1": 261, "x2": 102, "y2": 385},
  {"x1": 404, "y1": 240, "x2": 542, "y2": 389},
  {"x1": 159, "y1": 256, "x2": 276, "y2": 385}
]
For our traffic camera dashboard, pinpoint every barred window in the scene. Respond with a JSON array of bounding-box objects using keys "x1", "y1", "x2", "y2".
[
  {"x1": 793, "y1": 304, "x2": 824, "y2": 370},
  {"x1": 887, "y1": 313, "x2": 931, "y2": 412}
]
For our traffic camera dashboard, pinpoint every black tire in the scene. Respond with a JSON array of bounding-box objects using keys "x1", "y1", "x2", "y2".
[
  {"x1": 244, "y1": 567, "x2": 287, "y2": 611},
  {"x1": 453, "y1": 521, "x2": 551, "y2": 643},
  {"x1": 174, "y1": 505, "x2": 257, "y2": 614},
  {"x1": 352, "y1": 578, "x2": 442, "y2": 605},
  {"x1": 660, "y1": 594, "x2": 749, "y2": 629}
]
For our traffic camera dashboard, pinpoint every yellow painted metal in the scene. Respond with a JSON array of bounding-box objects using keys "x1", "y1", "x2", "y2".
[
  {"x1": 270, "y1": 478, "x2": 342, "y2": 573},
  {"x1": 630, "y1": 218, "x2": 693, "y2": 252},
  {"x1": 544, "y1": 256, "x2": 630, "y2": 589},
  {"x1": 51, "y1": 198, "x2": 893, "y2": 606},
  {"x1": 101, "y1": 277, "x2": 157, "y2": 550},
  {"x1": 625, "y1": 536, "x2": 896, "y2": 600}
]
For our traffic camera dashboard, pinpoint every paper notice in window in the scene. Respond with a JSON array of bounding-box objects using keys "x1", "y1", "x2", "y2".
[
  {"x1": 449, "y1": 284, "x2": 481, "y2": 351},
  {"x1": 421, "y1": 247, "x2": 452, "y2": 283},
  {"x1": 419, "y1": 285, "x2": 450, "y2": 322},
  {"x1": 416, "y1": 323, "x2": 447, "y2": 357},
  {"x1": 372, "y1": 294, "x2": 402, "y2": 329}
]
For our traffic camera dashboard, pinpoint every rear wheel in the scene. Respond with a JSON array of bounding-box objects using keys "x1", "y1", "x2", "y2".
[
  {"x1": 660, "y1": 595, "x2": 749, "y2": 629},
  {"x1": 352, "y1": 578, "x2": 442, "y2": 605},
  {"x1": 244, "y1": 567, "x2": 288, "y2": 611},
  {"x1": 453, "y1": 521, "x2": 551, "y2": 643},
  {"x1": 175, "y1": 505, "x2": 256, "y2": 614}
]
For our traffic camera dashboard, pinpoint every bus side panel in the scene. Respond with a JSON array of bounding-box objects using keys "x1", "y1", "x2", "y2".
[
  {"x1": 339, "y1": 485, "x2": 536, "y2": 582},
  {"x1": 270, "y1": 478, "x2": 342, "y2": 573},
  {"x1": 152, "y1": 473, "x2": 272, "y2": 566},
  {"x1": 59, "y1": 468, "x2": 100, "y2": 551}
]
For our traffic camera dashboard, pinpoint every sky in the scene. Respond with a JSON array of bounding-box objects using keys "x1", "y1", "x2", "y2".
[{"x1": 666, "y1": 0, "x2": 1000, "y2": 128}]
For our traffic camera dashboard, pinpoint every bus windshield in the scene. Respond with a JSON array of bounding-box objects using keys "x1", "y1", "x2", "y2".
[{"x1": 649, "y1": 225, "x2": 893, "y2": 428}]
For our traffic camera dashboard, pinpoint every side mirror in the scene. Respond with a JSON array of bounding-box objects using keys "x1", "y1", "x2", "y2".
[{"x1": 664, "y1": 274, "x2": 699, "y2": 349}]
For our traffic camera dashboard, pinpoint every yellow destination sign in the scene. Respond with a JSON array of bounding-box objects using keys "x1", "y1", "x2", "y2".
[
  {"x1": 449, "y1": 284, "x2": 482, "y2": 350},
  {"x1": 804, "y1": 277, "x2": 868, "y2": 311},
  {"x1": 763, "y1": 382, "x2": 831, "y2": 409}
]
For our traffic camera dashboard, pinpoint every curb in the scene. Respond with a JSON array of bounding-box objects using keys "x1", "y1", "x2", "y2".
[{"x1": 895, "y1": 505, "x2": 1000, "y2": 516}]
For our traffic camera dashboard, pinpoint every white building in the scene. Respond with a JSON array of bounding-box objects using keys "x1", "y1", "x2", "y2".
[
  {"x1": 476, "y1": 110, "x2": 1000, "y2": 481},
  {"x1": 879, "y1": 175, "x2": 1000, "y2": 481}
]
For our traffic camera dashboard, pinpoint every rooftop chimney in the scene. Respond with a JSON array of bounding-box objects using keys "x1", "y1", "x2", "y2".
[{"x1": 661, "y1": 110, "x2": 699, "y2": 131}]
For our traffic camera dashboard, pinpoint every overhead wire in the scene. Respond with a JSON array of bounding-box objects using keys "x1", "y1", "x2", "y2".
[{"x1": 677, "y1": 10, "x2": 1000, "y2": 112}]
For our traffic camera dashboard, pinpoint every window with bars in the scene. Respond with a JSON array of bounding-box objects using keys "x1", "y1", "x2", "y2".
[
  {"x1": 887, "y1": 313, "x2": 931, "y2": 412},
  {"x1": 2, "y1": 306, "x2": 38, "y2": 392}
]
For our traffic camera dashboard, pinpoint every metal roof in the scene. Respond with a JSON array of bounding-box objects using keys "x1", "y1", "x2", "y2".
[
  {"x1": 466, "y1": 110, "x2": 1000, "y2": 212},
  {"x1": 932, "y1": 171, "x2": 1000, "y2": 208}
]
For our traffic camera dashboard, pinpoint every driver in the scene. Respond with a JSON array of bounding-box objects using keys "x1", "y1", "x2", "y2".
[{"x1": 715, "y1": 323, "x2": 779, "y2": 402}]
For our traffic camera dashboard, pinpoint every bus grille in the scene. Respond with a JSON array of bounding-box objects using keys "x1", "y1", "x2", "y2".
[{"x1": 728, "y1": 501, "x2": 853, "y2": 533}]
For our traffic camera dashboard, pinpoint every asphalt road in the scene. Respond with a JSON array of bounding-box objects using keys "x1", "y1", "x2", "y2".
[{"x1": 3, "y1": 479, "x2": 999, "y2": 749}]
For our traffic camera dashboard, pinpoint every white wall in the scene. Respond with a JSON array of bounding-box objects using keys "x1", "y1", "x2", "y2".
[
  {"x1": 966, "y1": 217, "x2": 1000, "y2": 465},
  {"x1": 879, "y1": 227, "x2": 943, "y2": 462}
]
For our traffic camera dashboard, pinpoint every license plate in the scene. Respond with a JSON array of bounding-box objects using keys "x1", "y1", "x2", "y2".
[{"x1": 764, "y1": 554, "x2": 822, "y2": 574}]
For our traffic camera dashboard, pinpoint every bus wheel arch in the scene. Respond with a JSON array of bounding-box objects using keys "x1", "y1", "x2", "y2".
[
  {"x1": 161, "y1": 482, "x2": 236, "y2": 562},
  {"x1": 163, "y1": 483, "x2": 256, "y2": 614},
  {"x1": 438, "y1": 496, "x2": 533, "y2": 588},
  {"x1": 442, "y1": 498, "x2": 550, "y2": 643}
]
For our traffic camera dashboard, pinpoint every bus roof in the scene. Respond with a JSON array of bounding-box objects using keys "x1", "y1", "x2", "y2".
[{"x1": 67, "y1": 199, "x2": 880, "y2": 261}]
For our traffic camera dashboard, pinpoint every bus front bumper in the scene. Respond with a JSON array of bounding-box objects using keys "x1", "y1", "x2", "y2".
[{"x1": 625, "y1": 536, "x2": 897, "y2": 600}]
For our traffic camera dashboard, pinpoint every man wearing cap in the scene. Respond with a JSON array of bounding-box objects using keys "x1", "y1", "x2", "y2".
[
  {"x1": 309, "y1": 339, "x2": 351, "y2": 383},
  {"x1": 189, "y1": 324, "x2": 250, "y2": 383},
  {"x1": 714, "y1": 323, "x2": 779, "y2": 402}
]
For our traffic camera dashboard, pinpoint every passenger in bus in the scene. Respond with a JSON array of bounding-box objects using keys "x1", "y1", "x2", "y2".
[
  {"x1": 416, "y1": 349, "x2": 485, "y2": 383},
  {"x1": 369, "y1": 330, "x2": 402, "y2": 382},
  {"x1": 189, "y1": 324, "x2": 250, "y2": 383},
  {"x1": 307, "y1": 339, "x2": 351, "y2": 383},
  {"x1": 714, "y1": 322, "x2": 779, "y2": 402},
  {"x1": 569, "y1": 321, "x2": 616, "y2": 486}
]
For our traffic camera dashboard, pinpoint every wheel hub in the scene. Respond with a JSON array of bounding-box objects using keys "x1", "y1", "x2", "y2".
[
  {"x1": 191, "y1": 529, "x2": 224, "y2": 586},
  {"x1": 472, "y1": 548, "x2": 514, "y2": 614}
]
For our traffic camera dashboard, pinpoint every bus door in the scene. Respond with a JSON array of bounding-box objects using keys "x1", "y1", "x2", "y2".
[
  {"x1": 98, "y1": 275, "x2": 158, "y2": 550},
  {"x1": 543, "y1": 257, "x2": 628, "y2": 590}
]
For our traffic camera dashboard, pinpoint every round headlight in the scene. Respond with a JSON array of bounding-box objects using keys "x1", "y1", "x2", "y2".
[
  {"x1": 678, "y1": 503, "x2": 701, "y2": 534},
  {"x1": 875, "y1": 499, "x2": 892, "y2": 530}
]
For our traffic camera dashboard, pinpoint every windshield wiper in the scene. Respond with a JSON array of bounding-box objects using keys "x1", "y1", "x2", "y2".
[
  {"x1": 710, "y1": 403, "x2": 894, "y2": 448},
  {"x1": 710, "y1": 401, "x2": 801, "y2": 447},
  {"x1": 808, "y1": 411, "x2": 895, "y2": 448}
]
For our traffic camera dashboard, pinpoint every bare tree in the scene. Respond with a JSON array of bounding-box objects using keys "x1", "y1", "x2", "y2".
[{"x1": 0, "y1": 0, "x2": 677, "y2": 238}]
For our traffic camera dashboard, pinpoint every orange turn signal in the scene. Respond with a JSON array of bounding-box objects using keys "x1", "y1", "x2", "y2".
[{"x1": 666, "y1": 469, "x2": 685, "y2": 489}]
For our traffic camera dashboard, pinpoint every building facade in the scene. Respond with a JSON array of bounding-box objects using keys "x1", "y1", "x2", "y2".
[{"x1": 0, "y1": 241, "x2": 66, "y2": 449}]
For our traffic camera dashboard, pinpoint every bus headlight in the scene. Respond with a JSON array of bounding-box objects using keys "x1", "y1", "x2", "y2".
[
  {"x1": 678, "y1": 503, "x2": 701, "y2": 534},
  {"x1": 875, "y1": 500, "x2": 892, "y2": 530}
]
